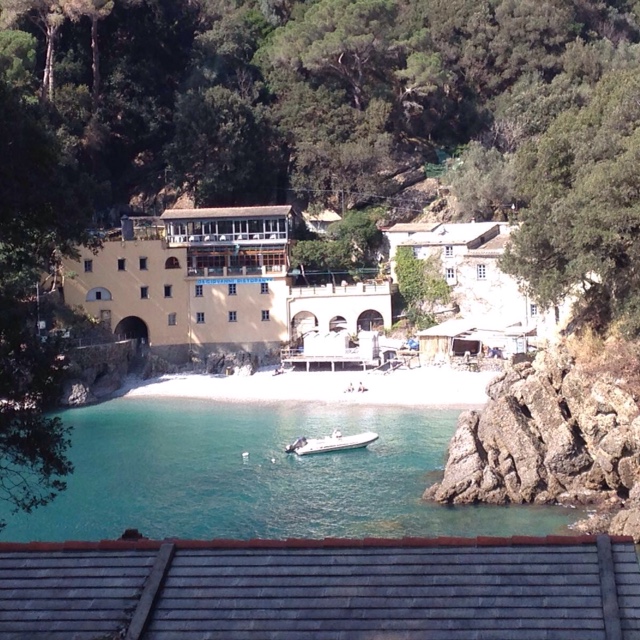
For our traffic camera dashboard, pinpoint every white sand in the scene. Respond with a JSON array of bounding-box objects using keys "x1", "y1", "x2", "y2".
[{"x1": 122, "y1": 365, "x2": 499, "y2": 409}]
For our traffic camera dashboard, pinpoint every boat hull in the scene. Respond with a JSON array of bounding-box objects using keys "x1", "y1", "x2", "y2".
[{"x1": 292, "y1": 432, "x2": 379, "y2": 456}]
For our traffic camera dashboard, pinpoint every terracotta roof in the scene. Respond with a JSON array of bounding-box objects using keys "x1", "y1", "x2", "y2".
[
  {"x1": 161, "y1": 206, "x2": 292, "y2": 220},
  {"x1": 0, "y1": 535, "x2": 637, "y2": 639}
]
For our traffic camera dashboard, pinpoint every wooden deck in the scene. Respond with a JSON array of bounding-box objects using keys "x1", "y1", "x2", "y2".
[{"x1": 280, "y1": 349, "x2": 380, "y2": 372}]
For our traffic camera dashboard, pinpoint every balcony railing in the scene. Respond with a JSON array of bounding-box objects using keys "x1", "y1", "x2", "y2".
[
  {"x1": 167, "y1": 232, "x2": 287, "y2": 244},
  {"x1": 186, "y1": 265, "x2": 286, "y2": 277},
  {"x1": 289, "y1": 282, "x2": 391, "y2": 296}
]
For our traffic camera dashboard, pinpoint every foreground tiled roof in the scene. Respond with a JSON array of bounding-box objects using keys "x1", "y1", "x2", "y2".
[{"x1": 0, "y1": 535, "x2": 638, "y2": 639}]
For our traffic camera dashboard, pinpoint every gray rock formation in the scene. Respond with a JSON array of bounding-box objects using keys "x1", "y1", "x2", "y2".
[
  {"x1": 424, "y1": 348, "x2": 640, "y2": 540},
  {"x1": 60, "y1": 341, "x2": 137, "y2": 406}
]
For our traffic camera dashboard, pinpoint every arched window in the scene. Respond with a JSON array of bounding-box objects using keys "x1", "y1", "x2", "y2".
[
  {"x1": 165, "y1": 256, "x2": 180, "y2": 269},
  {"x1": 86, "y1": 287, "x2": 112, "y2": 301}
]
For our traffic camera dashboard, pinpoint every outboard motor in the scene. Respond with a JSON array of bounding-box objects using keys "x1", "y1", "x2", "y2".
[{"x1": 285, "y1": 437, "x2": 307, "y2": 453}]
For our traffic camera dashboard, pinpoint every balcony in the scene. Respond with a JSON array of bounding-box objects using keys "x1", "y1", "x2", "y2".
[
  {"x1": 289, "y1": 281, "x2": 392, "y2": 297},
  {"x1": 167, "y1": 232, "x2": 287, "y2": 246},
  {"x1": 186, "y1": 265, "x2": 286, "y2": 278}
]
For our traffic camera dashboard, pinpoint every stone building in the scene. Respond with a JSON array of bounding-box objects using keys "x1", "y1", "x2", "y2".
[
  {"x1": 384, "y1": 221, "x2": 568, "y2": 345},
  {"x1": 62, "y1": 207, "x2": 392, "y2": 363}
]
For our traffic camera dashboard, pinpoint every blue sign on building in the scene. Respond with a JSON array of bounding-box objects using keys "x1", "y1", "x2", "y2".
[{"x1": 196, "y1": 277, "x2": 274, "y2": 285}]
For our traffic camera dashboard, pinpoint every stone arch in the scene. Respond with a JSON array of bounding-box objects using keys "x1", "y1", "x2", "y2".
[
  {"x1": 114, "y1": 316, "x2": 149, "y2": 342},
  {"x1": 165, "y1": 256, "x2": 180, "y2": 269},
  {"x1": 291, "y1": 311, "x2": 318, "y2": 339},
  {"x1": 329, "y1": 315, "x2": 347, "y2": 332},
  {"x1": 357, "y1": 309, "x2": 384, "y2": 332},
  {"x1": 86, "y1": 287, "x2": 112, "y2": 302}
]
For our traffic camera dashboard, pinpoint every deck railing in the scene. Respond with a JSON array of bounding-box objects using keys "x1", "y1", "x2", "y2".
[{"x1": 289, "y1": 282, "x2": 391, "y2": 296}]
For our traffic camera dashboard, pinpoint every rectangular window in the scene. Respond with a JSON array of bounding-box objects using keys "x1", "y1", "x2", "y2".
[
  {"x1": 262, "y1": 310, "x2": 270, "y2": 321},
  {"x1": 140, "y1": 286, "x2": 149, "y2": 299},
  {"x1": 196, "y1": 312, "x2": 205, "y2": 324},
  {"x1": 84, "y1": 259, "x2": 93, "y2": 273},
  {"x1": 228, "y1": 283, "x2": 237, "y2": 296},
  {"x1": 445, "y1": 267, "x2": 455, "y2": 281},
  {"x1": 139, "y1": 257, "x2": 148, "y2": 270},
  {"x1": 260, "y1": 282, "x2": 269, "y2": 294},
  {"x1": 444, "y1": 245, "x2": 453, "y2": 258},
  {"x1": 195, "y1": 284, "x2": 203, "y2": 297},
  {"x1": 228, "y1": 311, "x2": 237, "y2": 322},
  {"x1": 117, "y1": 258, "x2": 126, "y2": 271},
  {"x1": 95, "y1": 290, "x2": 102, "y2": 300},
  {"x1": 168, "y1": 313, "x2": 177, "y2": 326},
  {"x1": 530, "y1": 304, "x2": 538, "y2": 317},
  {"x1": 477, "y1": 264, "x2": 486, "y2": 280},
  {"x1": 164, "y1": 285, "x2": 172, "y2": 298}
]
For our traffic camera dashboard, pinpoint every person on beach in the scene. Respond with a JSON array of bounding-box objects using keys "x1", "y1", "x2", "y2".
[
  {"x1": 345, "y1": 382, "x2": 354, "y2": 393},
  {"x1": 357, "y1": 382, "x2": 367, "y2": 393}
]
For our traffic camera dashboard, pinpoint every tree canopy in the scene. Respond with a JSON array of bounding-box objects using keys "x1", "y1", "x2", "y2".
[{"x1": 0, "y1": 78, "x2": 93, "y2": 527}]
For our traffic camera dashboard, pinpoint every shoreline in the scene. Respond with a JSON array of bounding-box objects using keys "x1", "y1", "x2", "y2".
[{"x1": 119, "y1": 365, "x2": 500, "y2": 410}]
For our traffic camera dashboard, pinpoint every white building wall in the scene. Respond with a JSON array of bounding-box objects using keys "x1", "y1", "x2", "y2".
[{"x1": 454, "y1": 256, "x2": 531, "y2": 324}]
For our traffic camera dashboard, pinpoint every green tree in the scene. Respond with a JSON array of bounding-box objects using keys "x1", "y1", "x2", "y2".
[
  {"x1": 266, "y1": 0, "x2": 399, "y2": 111},
  {"x1": 0, "y1": 0, "x2": 70, "y2": 101},
  {"x1": 502, "y1": 69, "x2": 640, "y2": 334},
  {"x1": 0, "y1": 78, "x2": 92, "y2": 527},
  {"x1": 64, "y1": 0, "x2": 114, "y2": 109},
  {"x1": 330, "y1": 208, "x2": 382, "y2": 266},
  {"x1": 395, "y1": 246, "x2": 449, "y2": 328},
  {"x1": 448, "y1": 142, "x2": 517, "y2": 221},
  {"x1": 165, "y1": 85, "x2": 280, "y2": 205},
  {"x1": 0, "y1": 29, "x2": 37, "y2": 94},
  {"x1": 290, "y1": 238, "x2": 352, "y2": 274}
]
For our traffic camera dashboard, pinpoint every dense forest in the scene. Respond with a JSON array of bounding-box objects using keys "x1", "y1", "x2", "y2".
[{"x1": 4, "y1": 0, "x2": 640, "y2": 522}]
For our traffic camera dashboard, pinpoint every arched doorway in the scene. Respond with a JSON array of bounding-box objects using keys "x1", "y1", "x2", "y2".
[
  {"x1": 357, "y1": 309, "x2": 384, "y2": 332},
  {"x1": 114, "y1": 316, "x2": 149, "y2": 343},
  {"x1": 291, "y1": 311, "x2": 318, "y2": 340},
  {"x1": 329, "y1": 315, "x2": 347, "y2": 332}
]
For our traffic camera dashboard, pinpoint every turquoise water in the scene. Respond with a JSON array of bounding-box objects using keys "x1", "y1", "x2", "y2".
[{"x1": 0, "y1": 398, "x2": 583, "y2": 542}]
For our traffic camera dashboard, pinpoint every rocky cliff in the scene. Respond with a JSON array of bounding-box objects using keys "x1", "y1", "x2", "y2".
[{"x1": 423, "y1": 348, "x2": 640, "y2": 541}]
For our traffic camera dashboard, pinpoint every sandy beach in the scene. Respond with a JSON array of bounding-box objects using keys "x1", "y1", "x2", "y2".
[{"x1": 122, "y1": 365, "x2": 500, "y2": 409}]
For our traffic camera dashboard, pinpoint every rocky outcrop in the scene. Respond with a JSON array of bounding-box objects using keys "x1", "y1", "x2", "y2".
[
  {"x1": 60, "y1": 342, "x2": 276, "y2": 406},
  {"x1": 424, "y1": 347, "x2": 640, "y2": 540},
  {"x1": 60, "y1": 340, "x2": 137, "y2": 406}
]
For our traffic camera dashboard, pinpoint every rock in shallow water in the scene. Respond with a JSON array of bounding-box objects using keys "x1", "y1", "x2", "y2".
[{"x1": 424, "y1": 347, "x2": 640, "y2": 541}]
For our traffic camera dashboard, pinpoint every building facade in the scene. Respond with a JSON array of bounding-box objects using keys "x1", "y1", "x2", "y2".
[
  {"x1": 384, "y1": 221, "x2": 567, "y2": 343},
  {"x1": 62, "y1": 207, "x2": 392, "y2": 362}
]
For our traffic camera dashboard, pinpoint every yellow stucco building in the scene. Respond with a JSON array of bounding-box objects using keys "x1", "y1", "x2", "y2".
[{"x1": 62, "y1": 207, "x2": 393, "y2": 363}]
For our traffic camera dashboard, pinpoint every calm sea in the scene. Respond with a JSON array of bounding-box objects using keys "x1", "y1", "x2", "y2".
[{"x1": 0, "y1": 398, "x2": 583, "y2": 542}]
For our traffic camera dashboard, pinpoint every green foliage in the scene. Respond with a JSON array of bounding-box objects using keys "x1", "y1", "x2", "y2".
[
  {"x1": 503, "y1": 68, "x2": 640, "y2": 334},
  {"x1": 165, "y1": 86, "x2": 280, "y2": 205},
  {"x1": 291, "y1": 207, "x2": 383, "y2": 272},
  {"x1": 395, "y1": 247, "x2": 450, "y2": 323},
  {"x1": 290, "y1": 238, "x2": 352, "y2": 272},
  {"x1": 330, "y1": 209, "x2": 382, "y2": 265},
  {"x1": 0, "y1": 29, "x2": 36, "y2": 94},
  {"x1": 447, "y1": 141, "x2": 517, "y2": 221},
  {"x1": 0, "y1": 78, "x2": 90, "y2": 526}
]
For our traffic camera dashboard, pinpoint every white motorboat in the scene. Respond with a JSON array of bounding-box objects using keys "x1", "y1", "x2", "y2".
[{"x1": 285, "y1": 430, "x2": 379, "y2": 455}]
